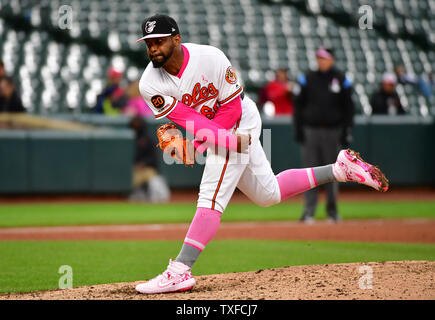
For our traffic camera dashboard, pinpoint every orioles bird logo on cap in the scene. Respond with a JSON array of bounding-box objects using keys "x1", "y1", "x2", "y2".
[{"x1": 145, "y1": 21, "x2": 156, "y2": 33}]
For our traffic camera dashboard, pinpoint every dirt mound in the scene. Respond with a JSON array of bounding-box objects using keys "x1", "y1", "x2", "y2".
[{"x1": 2, "y1": 261, "x2": 434, "y2": 300}]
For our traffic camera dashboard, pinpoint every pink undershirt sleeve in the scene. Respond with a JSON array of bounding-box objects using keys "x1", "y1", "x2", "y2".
[
  {"x1": 191, "y1": 96, "x2": 242, "y2": 153},
  {"x1": 166, "y1": 100, "x2": 241, "y2": 152},
  {"x1": 211, "y1": 96, "x2": 242, "y2": 130}
]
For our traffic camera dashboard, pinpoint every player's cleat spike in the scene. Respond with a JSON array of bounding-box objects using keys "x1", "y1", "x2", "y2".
[
  {"x1": 135, "y1": 259, "x2": 195, "y2": 294},
  {"x1": 332, "y1": 149, "x2": 389, "y2": 192}
]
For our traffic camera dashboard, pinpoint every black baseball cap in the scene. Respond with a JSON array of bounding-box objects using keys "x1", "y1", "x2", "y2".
[{"x1": 136, "y1": 14, "x2": 180, "y2": 43}]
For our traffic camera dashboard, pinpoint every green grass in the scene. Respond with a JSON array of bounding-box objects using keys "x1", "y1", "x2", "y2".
[
  {"x1": 0, "y1": 202, "x2": 434, "y2": 227},
  {"x1": 0, "y1": 240, "x2": 434, "y2": 294}
]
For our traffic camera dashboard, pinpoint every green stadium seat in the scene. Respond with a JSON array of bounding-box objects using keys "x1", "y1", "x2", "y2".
[{"x1": 0, "y1": 0, "x2": 433, "y2": 116}]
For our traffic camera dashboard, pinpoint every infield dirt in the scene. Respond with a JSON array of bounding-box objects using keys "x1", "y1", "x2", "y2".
[
  {"x1": 1, "y1": 188, "x2": 433, "y2": 300},
  {"x1": 1, "y1": 261, "x2": 434, "y2": 300},
  {"x1": 0, "y1": 219, "x2": 434, "y2": 243}
]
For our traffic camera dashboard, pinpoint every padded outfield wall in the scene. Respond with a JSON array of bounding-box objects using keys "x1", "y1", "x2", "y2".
[{"x1": 0, "y1": 115, "x2": 433, "y2": 194}]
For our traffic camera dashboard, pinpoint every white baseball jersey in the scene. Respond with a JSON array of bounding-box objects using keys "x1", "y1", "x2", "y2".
[
  {"x1": 140, "y1": 43, "x2": 243, "y2": 120},
  {"x1": 139, "y1": 43, "x2": 281, "y2": 212}
]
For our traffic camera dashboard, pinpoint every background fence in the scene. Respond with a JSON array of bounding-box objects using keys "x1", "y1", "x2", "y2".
[{"x1": 1, "y1": 114, "x2": 433, "y2": 194}]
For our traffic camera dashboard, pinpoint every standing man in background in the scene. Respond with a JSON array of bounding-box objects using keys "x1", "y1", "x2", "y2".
[{"x1": 293, "y1": 47, "x2": 355, "y2": 223}]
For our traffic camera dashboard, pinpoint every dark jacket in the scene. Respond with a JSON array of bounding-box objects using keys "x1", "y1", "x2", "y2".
[
  {"x1": 129, "y1": 118, "x2": 158, "y2": 169},
  {"x1": 94, "y1": 85, "x2": 127, "y2": 114},
  {"x1": 135, "y1": 128, "x2": 158, "y2": 169},
  {"x1": 0, "y1": 90, "x2": 25, "y2": 112},
  {"x1": 293, "y1": 67, "x2": 354, "y2": 141},
  {"x1": 370, "y1": 89, "x2": 405, "y2": 115}
]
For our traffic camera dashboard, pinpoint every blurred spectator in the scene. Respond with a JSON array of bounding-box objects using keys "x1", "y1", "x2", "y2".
[
  {"x1": 293, "y1": 47, "x2": 354, "y2": 224},
  {"x1": 370, "y1": 73, "x2": 405, "y2": 115},
  {"x1": 122, "y1": 80, "x2": 153, "y2": 117},
  {"x1": 258, "y1": 69, "x2": 294, "y2": 116},
  {"x1": 417, "y1": 73, "x2": 433, "y2": 98},
  {"x1": 0, "y1": 76, "x2": 25, "y2": 113},
  {"x1": 430, "y1": 73, "x2": 435, "y2": 94},
  {"x1": 0, "y1": 59, "x2": 5, "y2": 79},
  {"x1": 0, "y1": 59, "x2": 6, "y2": 101},
  {"x1": 128, "y1": 116, "x2": 170, "y2": 202},
  {"x1": 94, "y1": 67, "x2": 127, "y2": 115},
  {"x1": 394, "y1": 65, "x2": 418, "y2": 85},
  {"x1": 395, "y1": 64, "x2": 433, "y2": 98}
]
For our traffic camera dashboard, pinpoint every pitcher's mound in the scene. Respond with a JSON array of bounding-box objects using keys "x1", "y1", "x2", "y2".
[{"x1": 2, "y1": 261, "x2": 434, "y2": 300}]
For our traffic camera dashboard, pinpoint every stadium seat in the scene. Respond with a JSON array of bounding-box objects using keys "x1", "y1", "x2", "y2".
[{"x1": 0, "y1": 0, "x2": 433, "y2": 116}]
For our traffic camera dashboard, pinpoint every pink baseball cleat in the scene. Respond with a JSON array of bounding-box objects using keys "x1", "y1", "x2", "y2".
[
  {"x1": 333, "y1": 149, "x2": 389, "y2": 192},
  {"x1": 135, "y1": 259, "x2": 195, "y2": 294}
]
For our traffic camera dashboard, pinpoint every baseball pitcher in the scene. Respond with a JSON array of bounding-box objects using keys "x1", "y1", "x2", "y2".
[{"x1": 134, "y1": 14, "x2": 389, "y2": 294}]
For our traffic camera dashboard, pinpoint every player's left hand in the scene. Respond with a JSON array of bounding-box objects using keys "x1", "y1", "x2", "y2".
[{"x1": 156, "y1": 123, "x2": 195, "y2": 167}]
